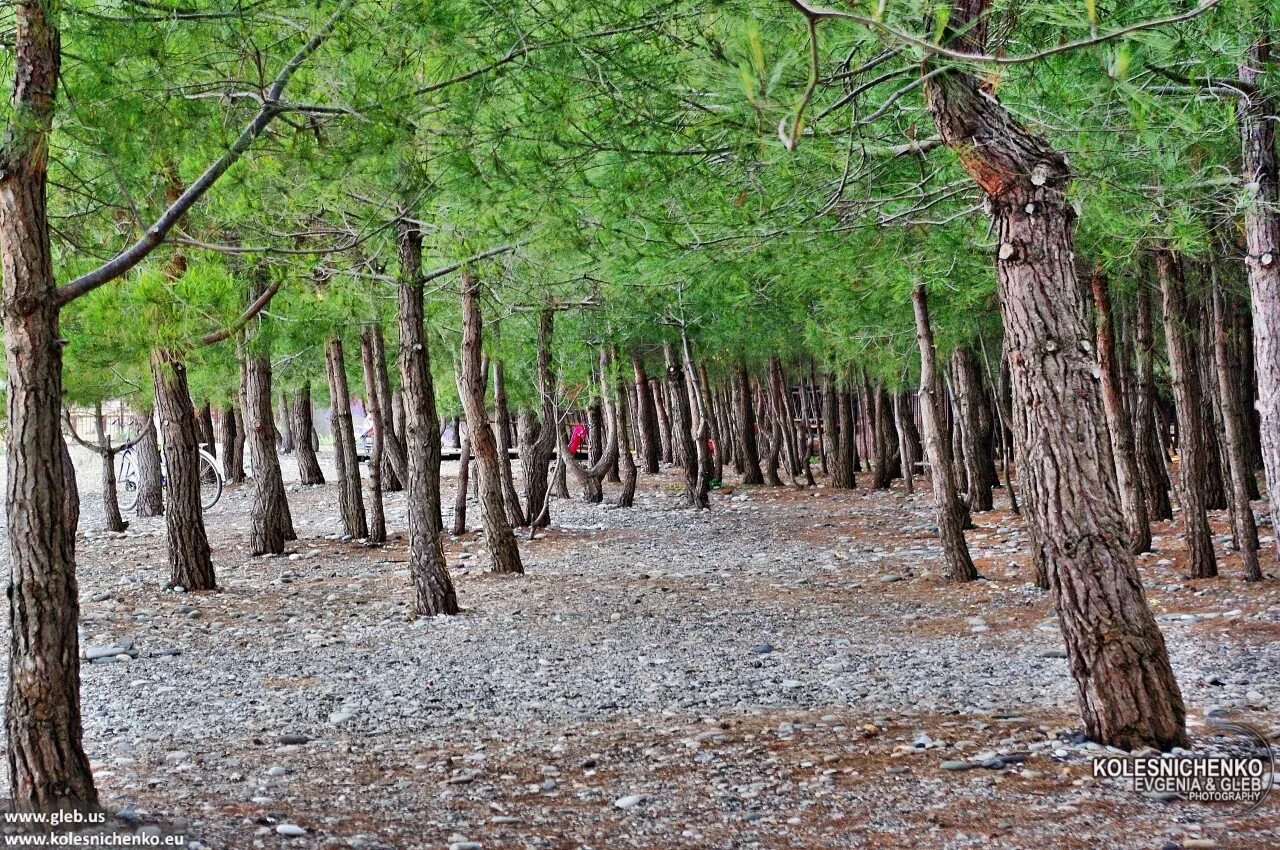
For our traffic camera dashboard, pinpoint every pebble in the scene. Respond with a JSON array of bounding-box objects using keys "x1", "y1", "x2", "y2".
[
  {"x1": 276, "y1": 824, "x2": 307, "y2": 837},
  {"x1": 614, "y1": 794, "x2": 645, "y2": 810}
]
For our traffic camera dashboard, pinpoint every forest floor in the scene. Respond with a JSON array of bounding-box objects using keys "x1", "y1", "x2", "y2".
[{"x1": 3, "y1": 448, "x2": 1280, "y2": 849}]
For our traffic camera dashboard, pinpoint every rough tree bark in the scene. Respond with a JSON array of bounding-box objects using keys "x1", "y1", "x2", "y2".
[
  {"x1": 199, "y1": 403, "x2": 217, "y2": 456},
  {"x1": 453, "y1": 433, "x2": 473, "y2": 536},
  {"x1": 912, "y1": 284, "x2": 978, "y2": 582},
  {"x1": 736, "y1": 362, "x2": 765, "y2": 484},
  {"x1": 151, "y1": 349, "x2": 216, "y2": 591},
  {"x1": 396, "y1": 217, "x2": 457, "y2": 614},
  {"x1": 64, "y1": 406, "x2": 150, "y2": 533},
  {"x1": 921, "y1": 0, "x2": 1187, "y2": 749},
  {"x1": 892, "y1": 392, "x2": 915, "y2": 495},
  {"x1": 369, "y1": 325, "x2": 404, "y2": 493},
  {"x1": 244, "y1": 348, "x2": 296, "y2": 555},
  {"x1": 1134, "y1": 282, "x2": 1174, "y2": 521},
  {"x1": 631, "y1": 353, "x2": 661, "y2": 473},
  {"x1": 1154, "y1": 250, "x2": 1218, "y2": 579},
  {"x1": 292, "y1": 381, "x2": 325, "y2": 485},
  {"x1": 666, "y1": 342, "x2": 701, "y2": 504},
  {"x1": 360, "y1": 326, "x2": 387, "y2": 545},
  {"x1": 277, "y1": 393, "x2": 295, "y2": 453},
  {"x1": 134, "y1": 408, "x2": 164, "y2": 516},
  {"x1": 1211, "y1": 278, "x2": 1262, "y2": 581},
  {"x1": 837, "y1": 386, "x2": 858, "y2": 488},
  {"x1": 682, "y1": 337, "x2": 713, "y2": 508},
  {"x1": 325, "y1": 337, "x2": 368, "y2": 541},
  {"x1": 458, "y1": 272, "x2": 524, "y2": 574},
  {"x1": 1090, "y1": 268, "x2": 1151, "y2": 553},
  {"x1": 492, "y1": 354, "x2": 528, "y2": 526},
  {"x1": 951, "y1": 348, "x2": 993, "y2": 510}
]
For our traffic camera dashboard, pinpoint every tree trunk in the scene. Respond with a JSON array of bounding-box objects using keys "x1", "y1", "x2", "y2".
[
  {"x1": 666, "y1": 342, "x2": 700, "y2": 504},
  {"x1": 652, "y1": 377, "x2": 673, "y2": 464},
  {"x1": 823, "y1": 378, "x2": 847, "y2": 488},
  {"x1": 736, "y1": 362, "x2": 765, "y2": 484},
  {"x1": 924, "y1": 5, "x2": 1187, "y2": 749},
  {"x1": 372, "y1": 324, "x2": 404, "y2": 492},
  {"x1": 614, "y1": 355, "x2": 639, "y2": 507},
  {"x1": 459, "y1": 272, "x2": 523, "y2": 574},
  {"x1": 683, "y1": 338, "x2": 713, "y2": 508},
  {"x1": 1211, "y1": 277, "x2": 1263, "y2": 581},
  {"x1": 277, "y1": 394, "x2": 295, "y2": 453},
  {"x1": 245, "y1": 352, "x2": 295, "y2": 555},
  {"x1": 396, "y1": 217, "x2": 457, "y2": 614},
  {"x1": 134, "y1": 408, "x2": 164, "y2": 516},
  {"x1": 1134, "y1": 282, "x2": 1174, "y2": 520},
  {"x1": 631, "y1": 353, "x2": 661, "y2": 473},
  {"x1": 0, "y1": 19, "x2": 99, "y2": 801},
  {"x1": 360, "y1": 326, "x2": 387, "y2": 545},
  {"x1": 952, "y1": 348, "x2": 993, "y2": 510},
  {"x1": 492, "y1": 356, "x2": 528, "y2": 526},
  {"x1": 1090, "y1": 268, "x2": 1151, "y2": 553},
  {"x1": 1154, "y1": 251, "x2": 1218, "y2": 579},
  {"x1": 893, "y1": 391, "x2": 915, "y2": 495},
  {"x1": 870, "y1": 382, "x2": 898, "y2": 490},
  {"x1": 836, "y1": 386, "x2": 858, "y2": 488},
  {"x1": 325, "y1": 337, "x2": 368, "y2": 541},
  {"x1": 199, "y1": 403, "x2": 217, "y2": 456},
  {"x1": 292, "y1": 381, "x2": 325, "y2": 485},
  {"x1": 151, "y1": 348, "x2": 216, "y2": 591},
  {"x1": 913, "y1": 284, "x2": 978, "y2": 582},
  {"x1": 453, "y1": 434, "x2": 472, "y2": 536}
]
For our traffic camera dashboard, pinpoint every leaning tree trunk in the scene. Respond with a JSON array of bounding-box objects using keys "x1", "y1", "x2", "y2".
[
  {"x1": 1090, "y1": 268, "x2": 1151, "y2": 553},
  {"x1": 652, "y1": 377, "x2": 673, "y2": 465},
  {"x1": 360, "y1": 326, "x2": 387, "y2": 545},
  {"x1": 244, "y1": 353, "x2": 295, "y2": 555},
  {"x1": 292, "y1": 381, "x2": 325, "y2": 485},
  {"x1": 134, "y1": 407, "x2": 164, "y2": 516},
  {"x1": 1134, "y1": 282, "x2": 1174, "y2": 520},
  {"x1": 923, "y1": 3, "x2": 1186, "y2": 749},
  {"x1": 1239, "y1": 36, "x2": 1280, "y2": 563},
  {"x1": 325, "y1": 337, "x2": 368, "y2": 541},
  {"x1": 370, "y1": 325, "x2": 404, "y2": 492},
  {"x1": 453, "y1": 433, "x2": 473, "y2": 536},
  {"x1": 396, "y1": 217, "x2": 457, "y2": 614},
  {"x1": 151, "y1": 348, "x2": 216, "y2": 591},
  {"x1": 459, "y1": 272, "x2": 523, "y2": 574},
  {"x1": 1155, "y1": 250, "x2": 1218, "y2": 579},
  {"x1": 913, "y1": 284, "x2": 977, "y2": 582},
  {"x1": 736, "y1": 362, "x2": 765, "y2": 484},
  {"x1": 1211, "y1": 278, "x2": 1263, "y2": 581}
]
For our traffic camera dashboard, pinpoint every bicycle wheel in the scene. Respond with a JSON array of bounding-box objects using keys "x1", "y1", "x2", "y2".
[
  {"x1": 118, "y1": 451, "x2": 139, "y2": 513},
  {"x1": 199, "y1": 451, "x2": 223, "y2": 511}
]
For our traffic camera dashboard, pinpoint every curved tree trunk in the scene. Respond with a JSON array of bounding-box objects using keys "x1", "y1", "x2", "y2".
[
  {"x1": 245, "y1": 353, "x2": 295, "y2": 555},
  {"x1": 151, "y1": 348, "x2": 216, "y2": 591},
  {"x1": 459, "y1": 272, "x2": 523, "y2": 574},
  {"x1": 360, "y1": 326, "x2": 387, "y2": 545},
  {"x1": 913, "y1": 284, "x2": 977, "y2": 582},
  {"x1": 924, "y1": 4, "x2": 1187, "y2": 749},
  {"x1": 292, "y1": 382, "x2": 325, "y2": 485},
  {"x1": 325, "y1": 337, "x2": 368, "y2": 541},
  {"x1": 134, "y1": 408, "x2": 165, "y2": 516},
  {"x1": 1090, "y1": 268, "x2": 1151, "y2": 553},
  {"x1": 397, "y1": 218, "x2": 457, "y2": 615},
  {"x1": 1155, "y1": 250, "x2": 1218, "y2": 579}
]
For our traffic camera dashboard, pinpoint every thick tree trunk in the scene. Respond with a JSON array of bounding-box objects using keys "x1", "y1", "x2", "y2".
[
  {"x1": 913, "y1": 284, "x2": 977, "y2": 582},
  {"x1": 736, "y1": 362, "x2": 764, "y2": 484},
  {"x1": 1090, "y1": 268, "x2": 1151, "y2": 553},
  {"x1": 1154, "y1": 251, "x2": 1218, "y2": 579},
  {"x1": 1211, "y1": 279, "x2": 1263, "y2": 581},
  {"x1": 870, "y1": 382, "x2": 898, "y2": 490},
  {"x1": 151, "y1": 348, "x2": 216, "y2": 591},
  {"x1": 325, "y1": 337, "x2": 368, "y2": 541},
  {"x1": 396, "y1": 218, "x2": 457, "y2": 614},
  {"x1": 837, "y1": 386, "x2": 858, "y2": 488},
  {"x1": 925, "y1": 9, "x2": 1187, "y2": 749},
  {"x1": 292, "y1": 382, "x2": 325, "y2": 485},
  {"x1": 614, "y1": 357, "x2": 639, "y2": 507},
  {"x1": 521, "y1": 309, "x2": 560, "y2": 528},
  {"x1": 1, "y1": 11, "x2": 99, "y2": 802},
  {"x1": 134, "y1": 408, "x2": 164, "y2": 516},
  {"x1": 360, "y1": 326, "x2": 387, "y2": 545},
  {"x1": 822, "y1": 378, "x2": 844, "y2": 487},
  {"x1": 459, "y1": 272, "x2": 523, "y2": 573},
  {"x1": 1238, "y1": 38, "x2": 1280, "y2": 563},
  {"x1": 631, "y1": 353, "x2": 661, "y2": 473},
  {"x1": 1134, "y1": 283, "x2": 1174, "y2": 520},
  {"x1": 245, "y1": 353, "x2": 295, "y2": 555}
]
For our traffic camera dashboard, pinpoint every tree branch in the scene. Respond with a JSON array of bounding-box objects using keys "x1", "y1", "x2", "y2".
[{"x1": 199, "y1": 280, "x2": 282, "y2": 346}]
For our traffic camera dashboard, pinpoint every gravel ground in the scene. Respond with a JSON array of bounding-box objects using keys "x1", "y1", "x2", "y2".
[{"x1": 2, "y1": 448, "x2": 1278, "y2": 849}]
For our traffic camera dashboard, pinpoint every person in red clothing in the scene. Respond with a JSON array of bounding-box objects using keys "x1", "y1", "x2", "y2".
[{"x1": 567, "y1": 422, "x2": 587, "y2": 456}]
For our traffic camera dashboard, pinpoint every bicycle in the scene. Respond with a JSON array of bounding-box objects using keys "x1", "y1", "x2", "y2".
[{"x1": 118, "y1": 441, "x2": 223, "y2": 513}]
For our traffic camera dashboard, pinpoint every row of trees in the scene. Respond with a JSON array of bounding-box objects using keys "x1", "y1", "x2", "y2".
[{"x1": 4, "y1": 0, "x2": 1277, "y2": 819}]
